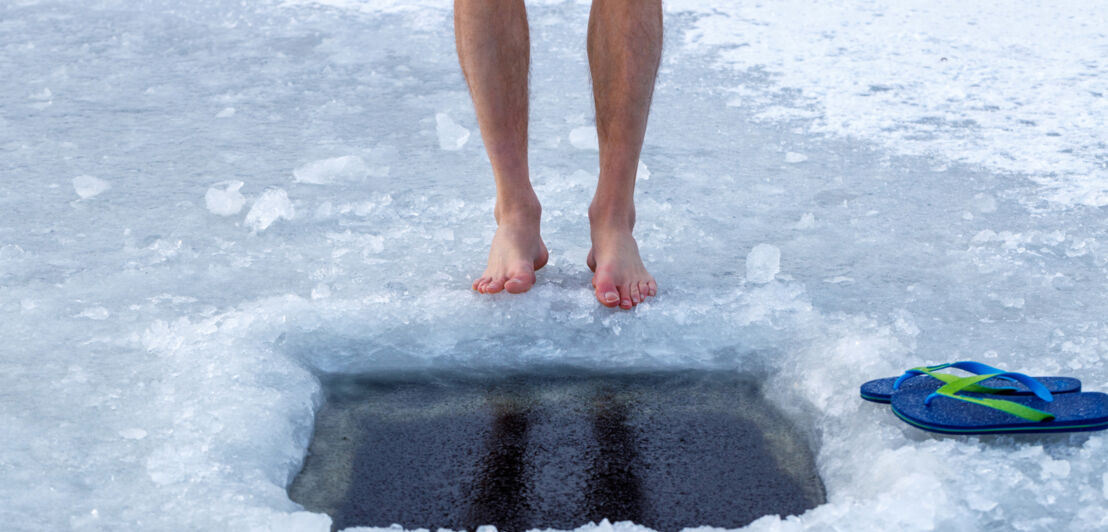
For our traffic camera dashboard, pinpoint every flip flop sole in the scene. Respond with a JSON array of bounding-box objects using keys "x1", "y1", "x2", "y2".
[
  {"x1": 889, "y1": 390, "x2": 1108, "y2": 435},
  {"x1": 860, "y1": 375, "x2": 1081, "y2": 404}
]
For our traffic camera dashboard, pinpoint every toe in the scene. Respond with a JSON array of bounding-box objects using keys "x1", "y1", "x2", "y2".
[
  {"x1": 618, "y1": 284, "x2": 633, "y2": 310},
  {"x1": 473, "y1": 278, "x2": 483, "y2": 292},
  {"x1": 647, "y1": 279, "x2": 657, "y2": 297},
  {"x1": 505, "y1": 272, "x2": 535, "y2": 294},
  {"x1": 485, "y1": 278, "x2": 507, "y2": 294},
  {"x1": 594, "y1": 274, "x2": 620, "y2": 308},
  {"x1": 630, "y1": 283, "x2": 642, "y2": 305}
]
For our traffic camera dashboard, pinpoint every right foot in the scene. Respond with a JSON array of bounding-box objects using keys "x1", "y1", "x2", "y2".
[{"x1": 473, "y1": 209, "x2": 548, "y2": 295}]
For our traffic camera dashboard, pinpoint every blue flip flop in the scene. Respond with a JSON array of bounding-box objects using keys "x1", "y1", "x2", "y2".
[
  {"x1": 890, "y1": 372, "x2": 1108, "y2": 434},
  {"x1": 860, "y1": 361, "x2": 1081, "y2": 403}
]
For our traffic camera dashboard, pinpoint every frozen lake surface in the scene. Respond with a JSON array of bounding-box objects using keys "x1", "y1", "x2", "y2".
[
  {"x1": 2, "y1": 0, "x2": 1107, "y2": 531},
  {"x1": 289, "y1": 370, "x2": 824, "y2": 531}
]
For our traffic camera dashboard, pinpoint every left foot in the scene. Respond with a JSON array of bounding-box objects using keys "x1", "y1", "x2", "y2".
[{"x1": 587, "y1": 214, "x2": 656, "y2": 310}]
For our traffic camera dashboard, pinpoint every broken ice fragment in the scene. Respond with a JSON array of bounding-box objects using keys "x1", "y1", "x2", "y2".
[
  {"x1": 746, "y1": 244, "x2": 781, "y2": 283},
  {"x1": 205, "y1": 180, "x2": 246, "y2": 216},
  {"x1": 73, "y1": 175, "x2": 110, "y2": 199},
  {"x1": 569, "y1": 126, "x2": 599, "y2": 150},
  {"x1": 245, "y1": 187, "x2": 295, "y2": 232},
  {"x1": 436, "y1": 113, "x2": 470, "y2": 151},
  {"x1": 293, "y1": 156, "x2": 370, "y2": 184}
]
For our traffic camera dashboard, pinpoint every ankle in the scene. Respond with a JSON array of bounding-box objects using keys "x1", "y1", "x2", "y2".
[
  {"x1": 495, "y1": 195, "x2": 542, "y2": 226},
  {"x1": 588, "y1": 201, "x2": 635, "y2": 232}
]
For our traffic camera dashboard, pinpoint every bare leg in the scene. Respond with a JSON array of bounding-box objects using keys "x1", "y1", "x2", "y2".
[
  {"x1": 455, "y1": 0, "x2": 547, "y2": 294},
  {"x1": 586, "y1": 0, "x2": 662, "y2": 309}
]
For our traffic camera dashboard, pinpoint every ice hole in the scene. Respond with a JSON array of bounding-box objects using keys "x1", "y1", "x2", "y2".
[{"x1": 289, "y1": 369, "x2": 825, "y2": 531}]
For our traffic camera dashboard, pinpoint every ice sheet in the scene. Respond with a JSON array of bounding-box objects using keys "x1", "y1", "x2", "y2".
[{"x1": 1, "y1": 1, "x2": 1106, "y2": 531}]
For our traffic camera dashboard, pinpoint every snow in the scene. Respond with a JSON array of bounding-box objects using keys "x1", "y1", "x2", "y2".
[
  {"x1": 3, "y1": 1, "x2": 1108, "y2": 531},
  {"x1": 670, "y1": 0, "x2": 1108, "y2": 207}
]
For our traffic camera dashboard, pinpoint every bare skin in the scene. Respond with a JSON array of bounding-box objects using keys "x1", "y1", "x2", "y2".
[
  {"x1": 455, "y1": 0, "x2": 661, "y2": 308},
  {"x1": 585, "y1": 0, "x2": 661, "y2": 309},
  {"x1": 455, "y1": 1, "x2": 547, "y2": 294}
]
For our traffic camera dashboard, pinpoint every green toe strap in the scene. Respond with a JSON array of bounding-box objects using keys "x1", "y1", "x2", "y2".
[{"x1": 925, "y1": 373, "x2": 1056, "y2": 422}]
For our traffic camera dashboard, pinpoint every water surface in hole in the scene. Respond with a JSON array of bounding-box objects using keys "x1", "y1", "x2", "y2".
[{"x1": 289, "y1": 370, "x2": 825, "y2": 532}]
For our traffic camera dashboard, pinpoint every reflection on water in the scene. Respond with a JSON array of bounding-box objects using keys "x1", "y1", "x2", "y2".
[{"x1": 289, "y1": 370, "x2": 825, "y2": 532}]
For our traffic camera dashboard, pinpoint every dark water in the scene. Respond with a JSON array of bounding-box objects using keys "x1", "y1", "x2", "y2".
[{"x1": 288, "y1": 370, "x2": 824, "y2": 531}]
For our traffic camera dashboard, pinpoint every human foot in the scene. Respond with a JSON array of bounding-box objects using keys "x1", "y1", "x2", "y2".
[
  {"x1": 587, "y1": 217, "x2": 656, "y2": 309},
  {"x1": 473, "y1": 210, "x2": 548, "y2": 295}
]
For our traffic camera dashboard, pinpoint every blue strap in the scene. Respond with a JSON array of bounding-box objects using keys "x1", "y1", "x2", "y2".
[
  {"x1": 892, "y1": 361, "x2": 1010, "y2": 390},
  {"x1": 924, "y1": 371, "x2": 1054, "y2": 406}
]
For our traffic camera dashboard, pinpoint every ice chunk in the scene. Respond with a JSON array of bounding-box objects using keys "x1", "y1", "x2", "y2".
[
  {"x1": 795, "y1": 212, "x2": 816, "y2": 229},
  {"x1": 311, "y1": 284, "x2": 331, "y2": 300},
  {"x1": 746, "y1": 244, "x2": 781, "y2": 283},
  {"x1": 569, "y1": 126, "x2": 599, "y2": 150},
  {"x1": 1040, "y1": 458, "x2": 1071, "y2": 479},
  {"x1": 216, "y1": 107, "x2": 235, "y2": 118},
  {"x1": 77, "y1": 307, "x2": 110, "y2": 320},
  {"x1": 973, "y1": 193, "x2": 998, "y2": 213},
  {"x1": 72, "y1": 175, "x2": 110, "y2": 199},
  {"x1": 638, "y1": 160, "x2": 651, "y2": 180},
  {"x1": 785, "y1": 152, "x2": 809, "y2": 163},
  {"x1": 118, "y1": 428, "x2": 147, "y2": 440},
  {"x1": 435, "y1": 112, "x2": 470, "y2": 150},
  {"x1": 244, "y1": 188, "x2": 295, "y2": 232},
  {"x1": 292, "y1": 156, "x2": 370, "y2": 184},
  {"x1": 205, "y1": 180, "x2": 246, "y2": 216},
  {"x1": 0, "y1": 244, "x2": 27, "y2": 261}
]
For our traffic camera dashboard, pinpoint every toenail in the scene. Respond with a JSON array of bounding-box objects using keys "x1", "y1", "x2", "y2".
[{"x1": 605, "y1": 292, "x2": 618, "y2": 302}]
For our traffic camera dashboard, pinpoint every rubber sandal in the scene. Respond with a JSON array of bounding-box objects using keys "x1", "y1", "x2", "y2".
[
  {"x1": 859, "y1": 361, "x2": 1081, "y2": 403},
  {"x1": 890, "y1": 372, "x2": 1108, "y2": 434}
]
